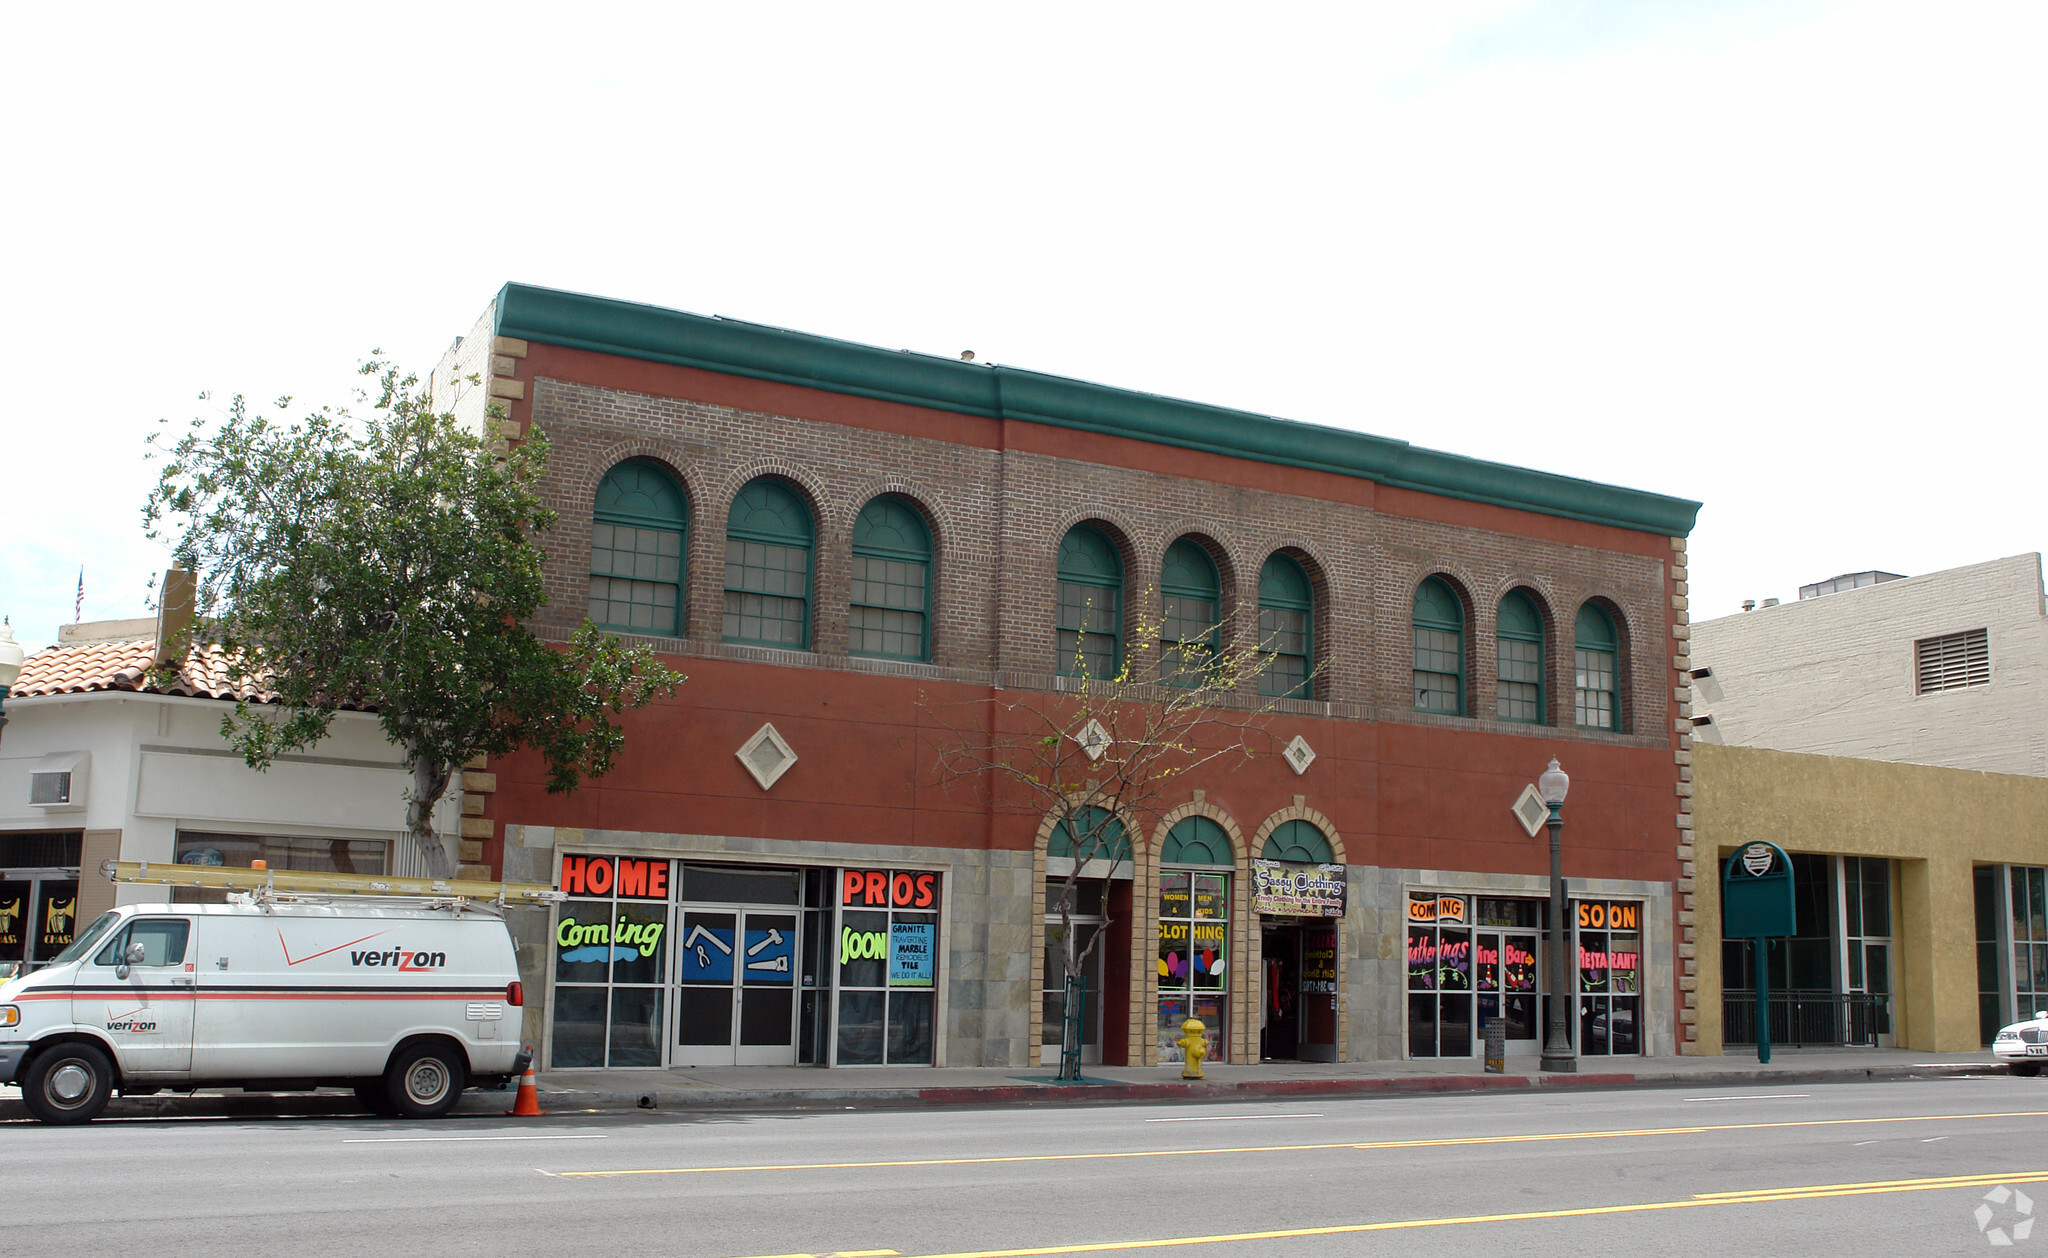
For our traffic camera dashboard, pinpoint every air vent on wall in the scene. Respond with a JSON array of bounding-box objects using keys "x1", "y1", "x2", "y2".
[{"x1": 28, "y1": 751, "x2": 89, "y2": 812}]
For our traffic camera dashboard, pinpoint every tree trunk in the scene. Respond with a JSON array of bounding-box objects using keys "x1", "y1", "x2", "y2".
[{"x1": 409, "y1": 758, "x2": 458, "y2": 880}]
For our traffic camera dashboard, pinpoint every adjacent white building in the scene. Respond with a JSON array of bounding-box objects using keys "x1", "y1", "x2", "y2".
[
  {"x1": 1689, "y1": 553, "x2": 2048, "y2": 777},
  {"x1": 0, "y1": 600, "x2": 463, "y2": 971}
]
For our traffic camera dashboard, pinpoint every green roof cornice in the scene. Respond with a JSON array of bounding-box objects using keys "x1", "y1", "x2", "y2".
[{"x1": 494, "y1": 283, "x2": 1700, "y2": 537}]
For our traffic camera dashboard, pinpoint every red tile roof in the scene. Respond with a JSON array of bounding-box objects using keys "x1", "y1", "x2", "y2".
[{"x1": 9, "y1": 638, "x2": 273, "y2": 702}]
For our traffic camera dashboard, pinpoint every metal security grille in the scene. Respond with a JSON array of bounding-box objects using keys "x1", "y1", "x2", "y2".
[{"x1": 1915, "y1": 628, "x2": 1989, "y2": 693}]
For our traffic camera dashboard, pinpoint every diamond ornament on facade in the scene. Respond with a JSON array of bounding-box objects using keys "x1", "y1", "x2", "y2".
[
  {"x1": 737, "y1": 722, "x2": 798, "y2": 790},
  {"x1": 1282, "y1": 735, "x2": 1316, "y2": 776},
  {"x1": 1512, "y1": 784, "x2": 1550, "y2": 837},
  {"x1": 1073, "y1": 718, "x2": 1112, "y2": 762}
]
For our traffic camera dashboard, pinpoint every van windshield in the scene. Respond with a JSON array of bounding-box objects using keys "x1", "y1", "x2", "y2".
[{"x1": 48, "y1": 912, "x2": 122, "y2": 965}]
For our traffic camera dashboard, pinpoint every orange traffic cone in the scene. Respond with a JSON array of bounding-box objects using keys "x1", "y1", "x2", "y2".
[{"x1": 506, "y1": 1051, "x2": 545, "y2": 1117}]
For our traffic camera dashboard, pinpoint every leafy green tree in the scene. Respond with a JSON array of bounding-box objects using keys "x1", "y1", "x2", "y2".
[{"x1": 144, "y1": 360, "x2": 683, "y2": 879}]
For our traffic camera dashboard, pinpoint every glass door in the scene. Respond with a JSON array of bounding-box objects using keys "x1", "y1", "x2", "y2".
[
  {"x1": 737, "y1": 913, "x2": 798, "y2": 1065},
  {"x1": 675, "y1": 909, "x2": 800, "y2": 1065}
]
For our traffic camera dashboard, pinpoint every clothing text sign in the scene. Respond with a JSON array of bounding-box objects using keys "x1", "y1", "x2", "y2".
[{"x1": 1252, "y1": 860, "x2": 1346, "y2": 917}]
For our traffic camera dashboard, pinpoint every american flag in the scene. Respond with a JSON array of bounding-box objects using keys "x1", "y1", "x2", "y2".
[{"x1": 74, "y1": 567, "x2": 83, "y2": 623}]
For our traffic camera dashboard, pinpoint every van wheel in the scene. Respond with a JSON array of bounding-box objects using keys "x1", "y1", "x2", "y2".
[
  {"x1": 385, "y1": 1043, "x2": 466, "y2": 1119},
  {"x1": 2012, "y1": 1063, "x2": 2042, "y2": 1078},
  {"x1": 23, "y1": 1043, "x2": 116, "y2": 1125}
]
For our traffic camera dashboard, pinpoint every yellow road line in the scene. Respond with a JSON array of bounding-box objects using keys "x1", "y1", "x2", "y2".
[
  {"x1": 556, "y1": 1109, "x2": 2048, "y2": 1178},
  {"x1": 730, "y1": 1170, "x2": 2048, "y2": 1258}
]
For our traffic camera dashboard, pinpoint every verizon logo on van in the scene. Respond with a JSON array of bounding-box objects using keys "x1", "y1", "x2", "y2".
[
  {"x1": 278, "y1": 928, "x2": 446, "y2": 970},
  {"x1": 349, "y1": 947, "x2": 446, "y2": 970}
]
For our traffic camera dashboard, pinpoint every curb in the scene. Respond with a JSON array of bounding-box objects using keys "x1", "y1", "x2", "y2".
[
  {"x1": 1, "y1": 1063, "x2": 2005, "y2": 1123},
  {"x1": 535, "y1": 1062, "x2": 2001, "y2": 1115}
]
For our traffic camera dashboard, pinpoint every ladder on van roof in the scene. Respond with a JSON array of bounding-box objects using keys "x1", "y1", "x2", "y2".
[{"x1": 102, "y1": 860, "x2": 566, "y2": 908}]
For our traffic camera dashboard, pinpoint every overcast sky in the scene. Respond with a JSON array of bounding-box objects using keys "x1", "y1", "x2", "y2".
[{"x1": 3, "y1": 1, "x2": 2041, "y2": 654}]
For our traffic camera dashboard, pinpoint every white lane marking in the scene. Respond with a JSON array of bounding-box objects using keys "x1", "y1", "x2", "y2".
[
  {"x1": 344, "y1": 1134, "x2": 608, "y2": 1143},
  {"x1": 1146, "y1": 1122, "x2": 1318, "y2": 1130},
  {"x1": 1922, "y1": 1137, "x2": 1950, "y2": 1143},
  {"x1": 1683, "y1": 1094, "x2": 1812, "y2": 1102},
  {"x1": 1854, "y1": 1140, "x2": 1879, "y2": 1146}
]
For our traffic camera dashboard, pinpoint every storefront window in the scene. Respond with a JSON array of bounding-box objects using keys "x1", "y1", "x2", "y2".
[
  {"x1": 550, "y1": 854, "x2": 672, "y2": 1069},
  {"x1": 1410, "y1": 892, "x2": 1555, "y2": 1058},
  {"x1": 1158, "y1": 871, "x2": 1229, "y2": 1063},
  {"x1": 2014, "y1": 867, "x2": 2048, "y2": 1026},
  {"x1": 1574, "y1": 899, "x2": 1641, "y2": 1056},
  {"x1": 835, "y1": 869, "x2": 940, "y2": 1065}
]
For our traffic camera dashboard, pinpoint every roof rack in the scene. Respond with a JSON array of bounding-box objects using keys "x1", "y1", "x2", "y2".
[{"x1": 102, "y1": 860, "x2": 566, "y2": 908}]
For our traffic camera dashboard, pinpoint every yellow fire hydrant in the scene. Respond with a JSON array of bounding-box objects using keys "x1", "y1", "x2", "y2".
[{"x1": 1177, "y1": 1018, "x2": 1209, "y2": 1079}]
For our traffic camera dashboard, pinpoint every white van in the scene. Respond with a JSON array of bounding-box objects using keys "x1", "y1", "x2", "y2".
[{"x1": 0, "y1": 894, "x2": 529, "y2": 1124}]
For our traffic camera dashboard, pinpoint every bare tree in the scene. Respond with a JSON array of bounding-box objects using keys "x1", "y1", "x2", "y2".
[{"x1": 928, "y1": 592, "x2": 1313, "y2": 1079}]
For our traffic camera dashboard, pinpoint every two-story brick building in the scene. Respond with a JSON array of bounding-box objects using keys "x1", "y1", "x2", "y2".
[{"x1": 435, "y1": 283, "x2": 1701, "y2": 1072}]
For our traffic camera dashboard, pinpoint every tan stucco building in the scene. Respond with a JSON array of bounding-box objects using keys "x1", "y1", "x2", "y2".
[{"x1": 1691, "y1": 742, "x2": 2048, "y2": 1053}]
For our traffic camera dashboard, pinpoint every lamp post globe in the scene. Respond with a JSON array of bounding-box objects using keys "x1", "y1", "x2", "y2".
[{"x1": 1538, "y1": 757, "x2": 1577, "y2": 1073}]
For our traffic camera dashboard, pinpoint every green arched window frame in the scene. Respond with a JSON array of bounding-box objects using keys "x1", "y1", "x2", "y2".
[
  {"x1": 1262, "y1": 820, "x2": 1334, "y2": 863},
  {"x1": 1161, "y1": 816, "x2": 1233, "y2": 866},
  {"x1": 1496, "y1": 590, "x2": 1545, "y2": 724},
  {"x1": 722, "y1": 478, "x2": 813, "y2": 649},
  {"x1": 1258, "y1": 553, "x2": 1313, "y2": 700},
  {"x1": 1048, "y1": 806, "x2": 1132, "y2": 864},
  {"x1": 1056, "y1": 525, "x2": 1122, "y2": 678},
  {"x1": 1574, "y1": 602, "x2": 1620, "y2": 731},
  {"x1": 588, "y1": 459, "x2": 687, "y2": 636},
  {"x1": 849, "y1": 496, "x2": 932, "y2": 662},
  {"x1": 1159, "y1": 539, "x2": 1221, "y2": 688},
  {"x1": 1413, "y1": 577, "x2": 1465, "y2": 716}
]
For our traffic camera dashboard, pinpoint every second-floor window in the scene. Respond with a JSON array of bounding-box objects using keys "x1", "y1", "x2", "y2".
[
  {"x1": 849, "y1": 496, "x2": 932, "y2": 661},
  {"x1": 1413, "y1": 577, "x2": 1465, "y2": 715},
  {"x1": 1574, "y1": 602, "x2": 1619, "y2": 729},
  {"x1": 1496, "y1": 590, "x2": 1544, "y2": 723},
  {"x1": 1160, "y1": 539, "x2": 1220, "y2": 687},
  {"x1": 1057, "y1": 525, "x2": 1122, "y2": 679},
  {"x1": 589, "y1": 460, "x2": 687, "y2": 637},
  {"x1": 1258, "y1": 554, "x2": 1313, "y2": 700},
  {"x1": 723, "y1": 478, "x2": 813, "y2": 648}
]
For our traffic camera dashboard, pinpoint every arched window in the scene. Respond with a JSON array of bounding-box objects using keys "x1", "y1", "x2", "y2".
[
  {"x1": 1262, "y1": 819, "x2": 1334, "y2": 863},
  {"x1": 1159, "y1": 539, "x2": 1220, "y2": 687},
  {"x1": 1056, "y1": 525, "x2": 1122, "y2": 678},
  {"x1": 1496, "y1": 591, "x2": 1544, "y2": 724},
  {"x1": 849, "y1": 496, "x2": 931, "y2": 661},
  {"x1": 722, "y1": 478, "x2": 812, "y2": 648},
  {"x1": 1258, "y1": 554, "x2": 1313, "y2": 700},
  {"x1": 588, "y1": 460, "x2": 686, "y2": 636},
  {"x1": 1413, "y1": 577, "x2": 1464, "y2": 715},
  {"x1": 1161, "y1": 816, "x2": 1233, "y2": 865},
  {"x1": 1574, "y1": 603, "x2": 1619, "y2": 730},
  {"x1": 1048, "y1": 806, "x2": 1132, "y2": 864}
]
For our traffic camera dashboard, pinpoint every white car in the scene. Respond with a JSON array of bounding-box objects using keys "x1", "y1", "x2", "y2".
[{"x1": 1993, "y1": 1011, "x2": 2048, "y2": 1076}]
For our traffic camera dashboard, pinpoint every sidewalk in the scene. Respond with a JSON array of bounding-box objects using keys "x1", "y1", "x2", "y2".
[
  {"x1": 530, "y1": 1048, "x2": 2017, "y2": 1115},
  {"x1": 1, "y1": 1049, "x2": 2020, "y2": 1121}
]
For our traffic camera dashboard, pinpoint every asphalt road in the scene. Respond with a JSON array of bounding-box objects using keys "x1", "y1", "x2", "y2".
[{"x1": 8, "y1": 1078, "x2": 2046, "y2": 1256}]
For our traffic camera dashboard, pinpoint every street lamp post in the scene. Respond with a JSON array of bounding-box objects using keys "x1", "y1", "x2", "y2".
[
  {"x1": 1538, "y1": 757, "x2": 1577, "y2": 1073},
  {"x1": 0, "y1": 618, "x2": 24, "y2": 733}
]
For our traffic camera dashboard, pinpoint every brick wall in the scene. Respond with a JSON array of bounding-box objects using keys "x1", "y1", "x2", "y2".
[{"x1": 513, "y1": 370, "x2": 1675, "y2": 737}]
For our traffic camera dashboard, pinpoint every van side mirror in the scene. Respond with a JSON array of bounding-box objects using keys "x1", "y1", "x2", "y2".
[{"x1": 116, "y1": 941, "x2": 146, "y2": 979}]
